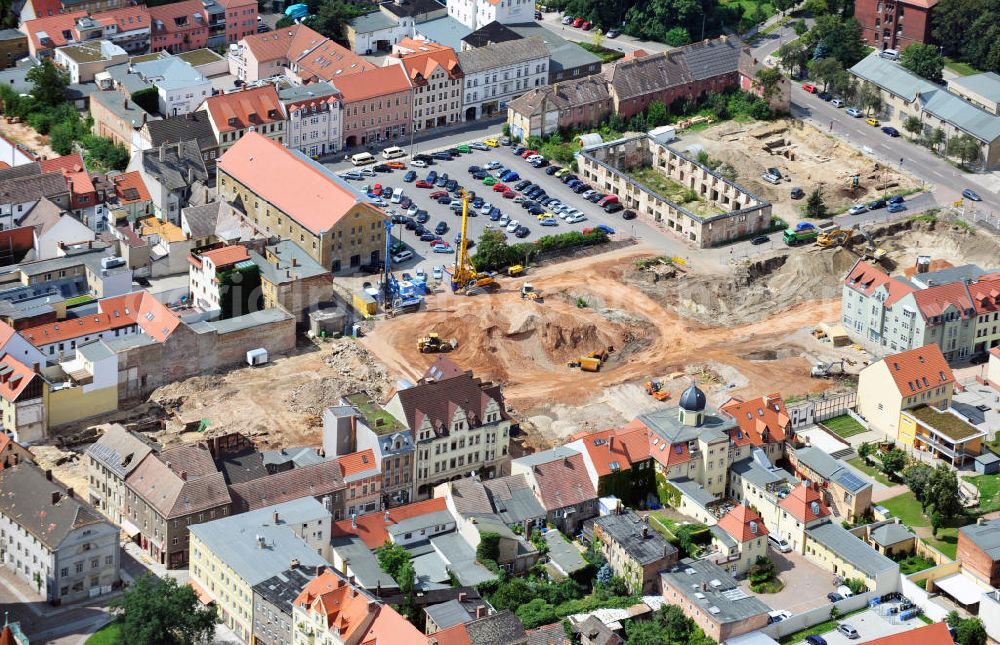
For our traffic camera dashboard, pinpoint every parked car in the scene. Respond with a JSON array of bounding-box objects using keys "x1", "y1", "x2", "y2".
[
  {"x1": 539, "y1": 217, "x2": 558, "y2": 226},
  {"x1": 391, "y1": 249, "x2": 413, "y2": 263},
  {"x1": 561, "y1": 15, "x2": 574, "y2": 24},
  {"x1": 606, "y1": 28, "x2": 619, "y2": 37},
  {"x1": 889, "y1": 195, "x2": 905, "y2": 204},
  {"x1": 837, "y1": 585, "x2": 856, "y2": 598},
  {"x1": 581, "y1": 21, "x2": 592, "y2": 30},
  {"x1": 826, "y1": 592, "x2": 844, "y2": 603},
  {"x1": 848, "y1": 204, "x2": 868, "y2": 215},
  {"x1": 410, "y1": 159, "x2": 428, "y2": 167},
  {"x1": 817, "y1": 91, "x2": 833, "y2": 101},
  {"x1": 801, "y1": 82, "x2": 817, "y2": 93},
  {"x1": 804, "y1": 636, "x2": 827, "y2": 645},
  {"x1": 790, "y1": 187, "x2": 805, "y2": 199},
  {"x1": 572, "y1": 17, "x2": 584, "y2": 27},
  {"x1": 887, "y1": 202, "x2": 907, "y2": 213},
  {"x1": 470, "y1": 142, "x2": 489, "y2": 151},
  {"x1": 432, "y1": 151, "x2": 452, "y2": 161},
  {"x1": 867, "y1": 198, "x2": 886, "y2": 210},
  {"x1": 836, "y1": 624, "x2": 860, "y2": 640},
  {"x1": 881, "y1": 126, "x2": 900, "y2": 137},
  {"x1": 751, "y1": 235, "x2": 770, "y2": 245},
  {"x1": 506, "y1": 220, "x2": 520, "y2": 232},
  {"x1": 845, "y1": 107, "x2": 864, "y2": 118},
  {"x1": 415, "y1": 179, "x2": 432, "y2": 188},
  {"x1": 432, "y1": 243, "x2": 452, "y2": 253},
  {"x1": 622, "y1": 209, "x2": 637, "y2": 220},
  {"x1": 866, "y1": 117, "x2": 880, "y2": 126},
  {"x1": 963, "y1": 188, "x2": 982, "y2": 201},
  {"x1": 545, "y1": 165, "x2": 561, "y2": 175},
  {"x1": 768, "y1": 535, "x2": 792, "y2": 552},
  {"x1": 403, "y1": 170, "x2": 417, "y2": 182},
  {"x1": 419, "y1": 232, "x2": 437, "y2": 242},
  {"x1": 373, "y1": 164, "x2": 392, "y2": 172},
  {"x1": 604, "y1": 202, "x2": 623, "y2": 213},
  {"x1": 515, "y1": 226, "x2": 530, "y2": 238},
  {"x1": 432, "y1": 265, "x2": 443, "y2": 280},
  {"x1": 831, "y1": 98, "x2": 845, "y2": 108}
]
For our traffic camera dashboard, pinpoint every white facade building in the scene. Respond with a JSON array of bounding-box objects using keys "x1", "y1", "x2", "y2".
[
  {"x1": 456, "y1": 37, "x2": 548, "y2": 121},
  {"x1": 447, "y1": 0, "x2": 533, "y2": 30},
  {"x1": 129, "y1": 56, "x2": 213, "y2": 116},
  {"x1": 278, "y1": 81, "x2": 343, "y2": 157}
]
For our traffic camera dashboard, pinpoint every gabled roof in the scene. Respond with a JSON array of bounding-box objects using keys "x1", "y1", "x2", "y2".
[
  {"x1": 716, "y1": 504, "x2": 768, "y2": 543},
  {"x1": 292, "y1": 38, "x2": 375, "y2": 82},
  {"x1": 0, "y1": 463, "x2": 106, "y2": 550},
  {"x1": 21, "y1": 291, "x2": 180, "y2": 346},
  {"x1": 594, "y1": 510, "x2": 677, "y2": 565},
  {"x1": 39, "y1": 153, "x2": 94, "y2": 197},
  {"x1": 875, "y1": 344, "x2": 954, "y2": 397},
  {"x1": 0, "y1": 353, "x2": 38, "y2": 404},
  {"x1": 805, "y1": 520, "x2": 898, "y2": 577},
  {"x1": 125, "y1": 447, "x2": 230, "y2": 519},
  {"x1": 337, "y1": 448, "x2": 379, "y2": 481},
  {"x1": 720, "y1": 393, "x2": 789, "y2": 447},
  {"x1": 203, "y1": 85, "x2": 284, "y2": 133},
  {"x1": 144, "y1": 110, "x2": 217, "y2": 151},
  {"x1": 216, "y1": 133, "x2": 379, "y2": 236},
  {"x1": 361, "y1": 603, "x2": 430, "y2": 644},
  {"x1": 456, "y1": 36, "x2": 548, "y2": 75},
  {"x1": 84, "y1": 424, "x2": 156, "y2": 479},
  {"x1": 392, "y1": 39, "x2": 461, "y2": 84},
  {"x1": 392, "y1": 359, "x2": 506, "y2": 436},
  {"x1": 228, "y1": 459, "x2": 345, "y2": 511},
  {"x1": 331, "y1": 497, "x2": 448, "y2": 548},
  {"x1": 573, "y1": 426, "x2": 650, "y2": 477},
  {"x1": 149, "y1": 0, "x2": 205, "y2": 35},
  {"x1": 507, "y1": 75, "x2": 610, "y2": 117},
  {"x1": 862, "y1": 621, "x2": 952, "y2": 645},
  {"x1": 968, "y1": 274, "x2": 1000, "y2": 314},
  {"x1": 778, "y1": 481, "x2": 829, "y2": 523},
  {"x1": 140, "y1": 140, "x2": 208, "y2": 191},
  {"x1": 111, "y1": 171, "x2": 151, "y2": 205},
  {"x1": 293, "y1": 569, "x2": 376, "y2": 641},
  {"x1": 525, "y1": 451, "x2": 595, "y2": 512},
  {"x1": 198, "y1": 244, "x2": 250, "y2": 268},
  {"x1": 334, "y1": 64, "x2": 411, "y2": 102},
  {"x1": 239, "y1": 23, "x2": 326, "y2": 64}
]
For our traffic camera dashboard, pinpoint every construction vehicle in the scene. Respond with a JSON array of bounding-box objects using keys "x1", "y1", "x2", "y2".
[
  {"x1": 644, "y1": 380, "x2": 671, "y2": 401},
  {"x1": 854, "y1": 224, "x2": 888, "y2": 263},
  {"x1": 782, "y1": 223, "x2": 819, "y2": 246},
  {"x1": 508, "y1": 264, "x2": 525, "y2": 277},
  {"x1": 417, "y1": 333, "x2": 458, "y2": 353},
  {"x1": 568, "y1": 347, "x2": 614, "y2": 372},
  {"x1": 811, "y1": 360, "x2": 845, "y2": 378},
  {"x1": 815, "y1": 228, "x2": 853, "y2": 248},
  {"x1": 380, "y1": 220, "x2": 424, "y2": 313},
  {"x1": 451, "y1": 193, "x2": 497, "y2": 294},
  {"x1": 521, "y1": 283, "x2": 541, "y2": 301}
]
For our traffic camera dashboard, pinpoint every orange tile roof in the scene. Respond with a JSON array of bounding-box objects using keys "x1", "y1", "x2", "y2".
[
  {"x1": 203, "y1": 85, "x2": 284, "y2": 133},
  {"x1": 23, "y1": 11, "x2": 87, "y2": 51},
  {"x1": 199, "y1": 245, "x2": 250, "y2": 267},
  {"x1": 362, "y1": 605, "x2": 429, "y2": 645},
  {"x1": 217, "y1": 132, "x2": 374, "y2": 236},
  {"x1": 861, "y1": 621, "x2": 951, "y2": 645},
  {"x1": 879, "y1": 344, "x2": 954, "y2": 397},
  {"x1": 624, "y1": 417, "x2": 693, "y2": 468},
  {"x1": 93, "y1": 5, "x2": 150, "y2": 30},
  {"x1": 778, "y1": 481, "x2": 829, "y2": 523},
  {"x1": 716, "y1": 504, "x2": 768, "y2": 543},
  {"x1": 21, "y1": 291, "x2": 180, "y2": 347},
  {"x1": 293, "y1": 570, "x2": 375, "y2": 641},
  {"x1": 720, "y1": 393, "x2": 789, "y2": 447},
  {"x1": 241, "y1": 23, "x2": 326, "y2": 64},
  {"x1": 969, "y1": 273, "x2": 1000, "y2": 314},
  {"x1": 992, "y1": 347, "x2": 1000, "y2": 359},
  {"x1": 843, "y1": 260, "x2": 915, "y2": 304},
  {"x1": 332, "y1": 497, "x2": 447, "y2": 548},
  {"x1": 40, "y1": 154, "x2": 95, "y2": 198},
  {"x1": 428, "y1": 624, "x2": 471, "y2": 645},
  {"x1": 0, "y1": 322, "x2": 17, "y2": 350},
  {"x1": 393, "y1": 39, "x2": 461, "y2": 84},
  {"x1": 335, "y1": 65, "x2": 411, "y2": 103},
  {"x1": 575, "y1": 427, "x2": 650, "y2": 477},
  {"x1": 338, "y1": 449, "x2": 378, "y2": 479},
  {"x1": 912, "y1": 281, "x2": 974, "y2": 320},
  {"x1": 293, "y1": 38, "x2": 374, "y2": 82},
  {"x1": 112, "y1": 171, "x2": 151, "y2": 205},
  {"x1": 0, "y1": 354, "x2": 39, "y2": 403},
  {"x1": 149, "y1": 0, "x2": 206, "y2": 35}
]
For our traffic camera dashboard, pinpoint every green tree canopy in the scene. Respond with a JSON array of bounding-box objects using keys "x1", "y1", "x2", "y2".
[
  {"x1": 903, "y1": 462, "x2": 934, "y2": 508},
  {"x1": 110, "y1": 575, "x2": 217, "y2": 645},
  {"x1": 900, "y1": 43, "x2": 945, "y2": 81},
  {"x1": 376, "y1": 541, "x2": 412, "y2": 580},
  {"x1": 947, "y1": 134, "x2": 982, "y2": 167},
  {"x1": 754, "y1": 67, "x2": 784, "y2": 103},
  {"x1": 927, "y1": 463, "x2": 964, "y2": 523},
  {"x1": 806, "y1": 187, "x2": 828, "y2": 218},
  {"x1": 879, "y1": 448, "x2": 907, "y2": 479},
  {"x1": 26, "y1": 59, "x2": 68, "y2": 108}
]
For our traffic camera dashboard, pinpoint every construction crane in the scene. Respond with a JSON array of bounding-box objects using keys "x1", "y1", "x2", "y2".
[{"x1": 450, "y1": 191, "x2": 497, "y2": 294}]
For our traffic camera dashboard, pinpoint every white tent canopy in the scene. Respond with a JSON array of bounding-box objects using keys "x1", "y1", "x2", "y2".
[{"x1": 935, "y1": 573, "x2": 993, "y2": 606}]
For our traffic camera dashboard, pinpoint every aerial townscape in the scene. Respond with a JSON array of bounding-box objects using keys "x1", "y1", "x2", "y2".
[{"x1": 1, "y1": 0, "x2": 1000, "y2": 641}]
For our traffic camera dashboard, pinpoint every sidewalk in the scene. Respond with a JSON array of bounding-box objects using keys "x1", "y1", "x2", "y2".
[{"x1": 322, "y1": 116, "x2": 506, "y2": 163}]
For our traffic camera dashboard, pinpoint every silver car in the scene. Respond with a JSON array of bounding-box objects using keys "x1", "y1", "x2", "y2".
[
  {"x1": 845, "y1": 107, "x2": 864, "y2": 118},
  {"x1": 836, "y1": 623, "x2": 860, "y2": 639}
]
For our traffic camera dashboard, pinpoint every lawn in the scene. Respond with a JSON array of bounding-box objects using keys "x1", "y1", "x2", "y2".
[
  {"x1": 846, "y1": 457, "x2": 891, "y2": 486},
  {"x1": 944, "y1": 57, "x2": 979, "y2": 76},
  {"x1": 576, "y1": 42, "x2": 625, "y2": 64},
  {"x1": 964, "y1": 473, "x2": 1000, "y2": 514},
  {"x1": 85, "y1": 623, "x2": 119, "y2": 645},
  {"x1": 719, "y1": 0, "x2": 776, "y2": 20},
  {"x1": 647, "y1": 512, "x2": 677, "y2": 541},
  {"x1": 880, "y1": 491, "x2": 959, "y2": 559},
  {"x1": 894, "y1": 554, "x2": 936, "y2": 576},
  {"x1": 822, "y1": 414, "x2": 868, "y2": 438},
  {"x1": 626, "y1": 166, "x2": 725, "y2": 217}
]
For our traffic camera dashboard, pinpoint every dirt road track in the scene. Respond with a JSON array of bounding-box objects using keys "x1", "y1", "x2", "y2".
[{"x1": 362, "y1": 245, "x2": 840, "y2": 415}]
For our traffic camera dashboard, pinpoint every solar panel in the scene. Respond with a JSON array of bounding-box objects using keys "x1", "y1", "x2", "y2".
[
  {"x1": 838, "y1": 471, "x2": 866, "y2": 491},
  {"x1": 721, "y1": 588, "x2": 748, "y2": 601}
]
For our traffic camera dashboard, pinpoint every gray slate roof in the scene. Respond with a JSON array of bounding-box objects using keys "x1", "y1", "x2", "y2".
[
  {"x1": 508, "y1": 75, "x2": 609, "y2": 117},
  {"x1": 430, "y1": 532, "x2": 498, "y2": 586},
  {"x1": 425, "y1": 598, "x2": 475, "y2": 629},
  {"x1": 252, "y1": 564, "x2": 321, "y2": 613},
  {"x1": 661, "y1": 558, "x2": 772, "y2": 624},
  {"x1": 85, "y1": 424, "x2": 157, "y2": 479},
  {"x1": 507, "y1": 22, "x2": 600, "y2": 75},
  {"x1": 544, "y1": 529, "x2": 587, "y2": 575},
  {"x1": 19, "y1": 197, "x2": 63, "y2": 235},
  {"x1": 330, "y1": 534, "x2": 399, "y2": 589},
  {"x1": 465, "y1": 610, "x2": 528, "y2": 645},
  {"x1": 870, "y1": 522, "x2": 916, "y2": 547},
  {"x1": 140, "y1": 140, "x2": 209, "y2": 191},
  {"x1": 350, "y1": 10, "x2": 398, "y2": 34},
  {"x1": 414, "y1": 16, "x2": 472, "y2": 51},
  {"x1": 850, "y1": 53, "x2": 1000, "y2": 143},
  {"x1": 92, "y1": 90, "x2": 153, "y2": 128},
  {"x1": 677, "y1": 36, "x2": 742, "y2": 81},
  {"x1": 456, "y1": 36, "x2": 548, "y2": 75},
  {"x1": 639, "y1": 405, "x2": 735, "y2": 444},
  {"x1": 959, "y1": 519, "x2": 1000, "y2": 558},
  {"x1": 0, "y1": 463, "x2": 107, "y2": 550},
  {"x1": 0, "y1": 172, "x2": 69, "y2": 206},
  {"x1": 449, "y1": 473, "x2": 545, "y2": 525},
  {"x1": 670, "y1": 477, "x2": 719, "y2": 507},
  {"x1": 143, "y1": 111, "x2": 217, "y2": 152},
  {"x1": 952, "y1": 72, "x2": 1000, "y2": 101},
  {"x1": 512, "y1": 446, "x2": 579, "y2": 467},
  {"x1": 594, "y1": 511, "x2": 677, "y2": 565},
  {"x1": 805, "y1": 521, "x2": 899, "y2": 577},
  {"x1": 189, "y1": 497, "x2": 331, "y2": 586},
  {"x1": 730, "y1": 455, "x2": 795, "y2": 489},
  {"x1": 795, "y1": 446, "x2": 871, "y2": 494}
]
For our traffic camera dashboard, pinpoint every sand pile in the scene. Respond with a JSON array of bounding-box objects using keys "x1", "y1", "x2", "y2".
[{"x1": 284, "y1": 340, "x2": 392, "y2": 416}]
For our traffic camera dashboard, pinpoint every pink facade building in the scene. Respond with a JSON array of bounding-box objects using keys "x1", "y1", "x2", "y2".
[{"x1": 149, "y1": 0, "x2": 208, "y2": 53}]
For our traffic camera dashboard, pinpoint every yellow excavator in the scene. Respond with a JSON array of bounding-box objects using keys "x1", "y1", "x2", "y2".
[
  {"x1": 451, "y1": 192, "x2": 497, "y2": 294},
  {"x1": 815, "y1": 228, "x2": 852, "y2": 248}
]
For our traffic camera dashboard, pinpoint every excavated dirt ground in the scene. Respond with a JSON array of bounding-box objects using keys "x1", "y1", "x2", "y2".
[{"x1": 682, "y1": 119, "x2": 923, "y2": 221}]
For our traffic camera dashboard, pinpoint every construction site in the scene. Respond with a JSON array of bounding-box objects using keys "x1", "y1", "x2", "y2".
[{"x1": 684, "y1": 118, "x2": 924, "y2": 220}]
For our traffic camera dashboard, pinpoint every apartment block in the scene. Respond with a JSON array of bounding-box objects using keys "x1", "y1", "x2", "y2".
[
  {"x1": 510, "y1": 447, "x2": 597, "y2": 534},
  {"x1": 855, "y1": 0, "x2": 936, "y2": 51},
  {"x1": 593, "y1": 510, "x2": 678, "y2": 594},
  {"x1": 85, "y1": 424, "x2": 156, "y2": 525},
  {"x1": 387, "y1": 39, "x2": 462, "y2": 132},
  {"x1": 957, "y1": 519, "x2": 1000, "y2": 587},
  {"x1": 200, "y1": 85, "x2": 286, "y2": 155}
]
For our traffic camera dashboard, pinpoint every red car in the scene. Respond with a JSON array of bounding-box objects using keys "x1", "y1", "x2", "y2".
[
  {"x1": 430, "y1": 190, "x2": 448, "y2": 199},
  {"x1": 502, "y1": 190, "x2": 516, "y2": 199},
  {"x1": 386, "y1": 161, "x2": 405, "y2": 170},
  {"x1": 801, "y1": 82, "x2": 817, "y2": 93},
  {"x1": 572, "y1": 17, "x2": 584, "y2": 27},
  {"x1": 371, "y1": 183, "x2": 383, "y2": 196},
  {"x1": 415, "y1": 180, "x2": 433, "y2": 188},
  {"x1": 582, "y1": 21, "x2": 592, "y2": 30},
  {"x1": 520, "y1": 149, "x2": 538, "y2": 158},
  {"x1": 492, "y1": 183, "x2": 508, "y2": 192}
]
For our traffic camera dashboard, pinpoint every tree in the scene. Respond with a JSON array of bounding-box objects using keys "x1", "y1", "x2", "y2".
[
  {"x1": 309, "y1": 0, "x2": 367, "y2": 45},
  {"x1": 471, "y1": 229, "x2": 515, "y2": 271},
  {"x1": 646, "y1": 100, "x2": 669, "y2": 127},
  {"x1": 489, "y1": 578, "x2": 535, "y2": 611},
  {"x1": 948, "y1": 610, "x2": 988, "y2": 645},
  {"x1": 596, "y1": 563, "x2": 614, "y2": 586},
  {"x1": 49, "y1": 121, "x2": 77, "y2": 156},
  {"x1": 516, "y1": 598, "x2": 559, "y2": 629},
  {"x1": 754, "y1": 67, "x2": 784, "y2": 104},
  {"x1": 376, "y1": 542, "x2": 411, "y2": 580},
  {"x1": 657, "y1": 605, "x2": 693, "y2": 642},
  {"x1": 773, "y1": 0, "x2": 796, "y2": 13},
  {"x1": 859, "y1": 81, "x2": 882, "y2": 115},
  {"x1": 748, "y1": 556, "x2": 778, "y2": 586},
  {"x1": 900, "y1": 43, "x2": 945, "y2": 81},
  {"x1": 805, "y1": 187, "x2": 828, "y2": 218},
  {"x1": 26, "y1": 59, "x2": 68, "y2": 108},
  {"x1": 878, "y1": 448, "x2": 907, "y2": 480},
  {"x1": 811, "y1": 15, "x2": 866, "y2": 67},
  {"x1": 663, "y1": 26, "x2": 690, "y2": 46},
  {"x1": 110, "y1": 575, "x2": 217, "y2": 645},
  {"x1": 624, "y1": 619, "x2": 669, "y2": 645},
  {"x1": 928, "y1": 127, "x2": 946, "y2": 152},
  {"x1": 932, "y1": 0, "x2": 982, "y2": 58},
  {"x1": 858, "y1": 441, "x2": 875, "y2": 461},
  {"x1": 591, "y1": 28, "x2": 604, "y2": 49},
  {"x1": 777, "y1": 41, "x2": 809, "y2": 78},
  {"x1": 947, "y1": 133, "x2": 982, "y2": 168},
  {"x1": 927, "y1": 463, "x2": 964, "y2": 524},
  {"x1": 810, "y1": 56, "x2": 844, "y2": 90},
  {"x1": 903, "y1": 116, "x2": 923, "y2": 137},
  {"x1": 903, "y1": 462, "x2": 934, "y2": 508},
  {"x1": 793, "y1": 18, "x2": 808, "y2": 36}
]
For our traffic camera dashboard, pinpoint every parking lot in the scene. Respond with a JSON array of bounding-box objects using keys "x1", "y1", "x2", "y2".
[
  {"x1": 335, "y1": 141, "x2": 669, "y2": 272},
  {"x1": 741, "y1": 547, "x2": 838, "y2": 615},
  {"x1": 810, "y1": 607, "x2": 927, "y2": 644}
]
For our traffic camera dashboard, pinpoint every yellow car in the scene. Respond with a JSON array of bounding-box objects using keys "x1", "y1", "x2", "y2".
[
  {"x1": 866, "y1": 118, "x2": 880, "y2": 126},
  {"x1": 537, "y1": 212, "x2": 555, "y2": 220},
  {"x1": 554, "y1": 168, "x2": 570, "y2": 178},
  {"x1": 483, "y1": 138, "x2": 499, "y2": 147}
]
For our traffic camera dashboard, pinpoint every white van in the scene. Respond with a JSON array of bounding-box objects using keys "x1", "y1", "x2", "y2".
[
  {"x1": 382, "y1": 146, "x2": 406, "y2": 160},
  {"x1": 351, "y1": 152, "x2": 376, "y2": 166},
  {"x1": 880, "y1": 48, "x2": 899, "y2": 61},
  {"x1": 768, "y1": 535, "x2": 792, "y2": 552}
]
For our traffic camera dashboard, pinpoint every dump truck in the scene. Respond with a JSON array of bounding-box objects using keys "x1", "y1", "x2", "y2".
[
  {"x1": 783, "y1": 227, "x2": 819, "y2": 246},
  {"x1": 645, "y1": 380, "x2": 670, "y2": 401},
  {"x1": 417, "y1": 333, "x2": 458, "y2": 353}
]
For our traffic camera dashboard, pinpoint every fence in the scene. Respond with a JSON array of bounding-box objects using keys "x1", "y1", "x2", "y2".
[
  {"x1": 901, "y1": 575, "x2": 950, "y2": 622},
  {"x1": 759, "y1": 591, "x2": 875, "y2": 640},
  {"x1": 787, "y1": 391, "x2": 857, "y2": 429}
]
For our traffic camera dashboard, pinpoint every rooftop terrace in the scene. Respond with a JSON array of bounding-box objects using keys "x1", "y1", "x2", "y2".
[{"x1": 345, "y1": 392, "x2": 405, "y2": 434}]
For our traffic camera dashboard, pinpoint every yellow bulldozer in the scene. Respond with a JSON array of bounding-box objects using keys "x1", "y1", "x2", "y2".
[
  {"x1": 568, "y1": 347, "x2": 614, "y2": 372},
  {"x1": 815, "y1": 228, "x2": 852, "y2": 248},
  {"x1": 417, "y1": 332, "x2": 458, "y2": 353},
  {"x1": 521, "y1": 283, "x2": 542, "y2": 302}
]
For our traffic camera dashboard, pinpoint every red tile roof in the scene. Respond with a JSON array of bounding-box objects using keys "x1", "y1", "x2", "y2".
[
  {"x1": 429, "y1": 624, "x2": 472, "y2": 645},
  {"x1": 112, "y1": 171, "x2": 151, "y2": 205},
  {"x1": 843, "y1": 260, "x2": 911, "y2": 302},
  {"x1": 199, "y1": 245, "x2": 250, "y2": 268},
  {"x1": 338, "y1": 449, "x2": 378, "y2": 479},
  {"x1": 969, "y1": 273, "x2": 1000, "y2": 314},
  {"x1": 716, "y1": 504, "x2": 768, "y2": 542},
  {"x1": 362, "y1": 604, "x2": 429, "y2": 645},
  {"x1": 149, "y1": 0, "x2": 206, "y2": 36},
  {"x1": 23, "y1": 11, "x2": 87, "y2": 51},
  {"x1": 203, "y1": 85, "x2": 284, "y2": 133},
  {"x1": 217, "y1": 133, "x2": 373, "y2": 235},
  {"x1": 0, "y1": 226, "x2": 36, "y2": 262},
  {"x1": 241, "y1": 23, "x2": 327, "y2": 64},
  {"x1": 778, "y1": 481, "x2": 829, "y2": 523},
  {"x1": 879, "y1": 344, "x2": 954, "y2": 397},
  {"x1": 293, "y1": 570, "x2": 375, "y2": 641},
  {"x1": 528, "y1": 452, "x2": 595, "y2": 512},
  {"x1": 393, "y1": 39, "x2": 462, "y2": 84},
  {"x1": 21, "y1": 291, "x2": 180, "y2": 347},
  {"x1": 574, "y1": 427, "x2": 650, "y2": 477},
  {"x1": 40, "y1": 154, "x2": 95, "y2": 201},
  {"x1": 332, "y1": 497, "x2": 447, "y2": 549},
  {"x1": 0, "y1": 354, "x2": 39, "y2": 403},
  {"x1": 861, "y1": 621, "x2": 951, "y2": 645},
  {"x1": 293, "y1": 38, "x2": 374, "y2": 82},
  {"x1": 93, "y1": 5, "x2": 150, "y2": 31},
  {"x1": 622, "y1": 418, "x2": 692, "y2": 468},
  {"x1": 720, "y1": 393, "x2": 790, "y2": 447},
  {"x1": 335, "y1": 65, "x2": 411, "y2": 103},
  {"x1": 912, "y1": 281, "x2": 974, "y2": 320}
]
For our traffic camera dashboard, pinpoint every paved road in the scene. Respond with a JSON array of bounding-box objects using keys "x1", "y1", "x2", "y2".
[{"x1": 535, "y1": 11, "x2": 671, "y2": 55}]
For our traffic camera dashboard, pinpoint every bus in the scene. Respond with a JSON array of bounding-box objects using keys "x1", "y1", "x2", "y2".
[
  {"x1": 351, "y1": 152, "x2": 375, "y2": 166},
  {"x1": 381, "y1": 146, "x2": 406, "y2": 160}
]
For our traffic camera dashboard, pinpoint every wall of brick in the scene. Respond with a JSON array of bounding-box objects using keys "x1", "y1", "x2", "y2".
[{"x1": 957, "y1": 529, "x2": 1000, "y2": 586}]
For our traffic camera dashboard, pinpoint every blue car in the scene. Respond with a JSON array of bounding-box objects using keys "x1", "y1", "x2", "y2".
[
  {"x1": 888, "y1": 195, "x2": 904, "y2": 204},
  {"x1": 472, "y1": 197, "x2": 484, "y2": 208},
  {"x1": 539, "y1": 217, "x2": 558, "y2": 226},
  {"x1": 489, "y1": 209, "x2": 502, "y2": 221},
  {"x1": 596, "y1": 224, "x2": 615, "y2": 235},
  {"x1": 500, "y1": 171, "x2": 520, "y2": 182},
  {"x1": 426, "y1": 171, "x2": 438, "y2": 183},
  {"x1": 403, "y1": 170, "x2": 417, "y2": 182},
  {"x1": 567, "y1": 179, "x2": 582, "y2": 189},
  {"x1": 887, "y1": 202, "x2": 907, "y2": 213}
]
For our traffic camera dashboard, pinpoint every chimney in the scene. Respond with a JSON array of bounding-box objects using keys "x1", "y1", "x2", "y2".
[
  {"x1": 273, "y1": 511, "x2": 280, "y2": 524},
  {"x1": 51, "y1": 491, "x2": 61, "y2": 505},
  {"x1": 187, "y1": 167, "x2": 194, "y2": 185},
  {"x1": 159, "y1": 144, "x2": 167, "y2": 163},
  {"x1": 123, "y1": 98, "x2": 128, "y2": 110},
  {"x1": 384, "y1": 509, "x2": 390, "y2": 522},
  {"x1": 290, "y1": 558, "x2": 300, "y2": 569},
  {"x1": 45, "y1": 469, "x2": 52, "y2": 480},
  {"x1": 66, "y1": 487, "x2": 74, "y2": 499},
  {"x1": 701, "y1": 581, "x2": 707, "y2": 591},
  {"x1": 179, "y1": 470, "x2": 187, "y2": 481},
  {"x1": 317, "y1": 565, "x2": 326, "y2": 575},
  {"x1": 458, "y1": 592, "x2": 467, "y2": 602},
  {"x1": 476, "y1": 605, "x2": 487, "y2": 618},
  {"x1": 641, "y1": 526, "x2": 649, "y2": 539},
  {"x1": 663, "y1": 545, "x2": 669, "y2": 557},
  {"x1": 141, "y1": 112, "x2": 147, "y2": 126}
]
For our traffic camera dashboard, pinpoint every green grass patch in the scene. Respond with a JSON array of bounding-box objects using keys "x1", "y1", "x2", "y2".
[
  {"x1": 576, "y1": 42, "x2": 625, "y2": 63},
  {"x1": 944, "y1": 57, "x2": 979, "y2": 76},
  {"x1": 846, "y1": 457, "x2": 891, "y2": 486},
  {"x1": 822, "y1": 414, "x2": 868, "y2": 438},
  {"x1": 880, "y1": 491, "x2": 959, "y2": 558},
  {"x1": 65, "y1": 294, "x2": 96, "y2": 307},
  {"x1": 964, "y1": 473, "x2": 1000, "y2": 513},
  {"x1": 648, "y1": 512, "x2": 677, "y2": 541},
  {"x1": 918, "y1": 614, "x2": 933, "y2": 624},
  {"x1": 343, "y1": 392, "x2": 405, "y2": 434},
  {"x1": 924, "y1": 527, "x2": 958, "y2": 559},
  {"x1": 85, "y1": 622, "x2": 119, "y2": 645},
  {"x1": 626, "y1": 166, "x2": 725, "y2": 218},
  {"x1": 894, "y1": 553, "x2": 936, "y2": 576},
  {"x1": 750, "y1": 578, "x2": 785, "y2": 593},
  {"x1": 779, "y1": 607, "x2": 867, "y2": 644}
]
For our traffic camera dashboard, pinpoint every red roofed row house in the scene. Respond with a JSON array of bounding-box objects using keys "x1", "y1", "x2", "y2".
[
  {"x1": 842, "y1": 258, "x2": 1000, "y2": 362},
  {"x1": 21, "y1": 5, "x2": 150, "y2": 58},
  {"x1": 199, "y1": 80, "x2": 286, "y2": 155},
  {"x1": 706, "y1": 504, "x2": 769, "y2": 576},
  {"x1": 387, "y1": 38, "x2": 462, "y2": 132}
]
